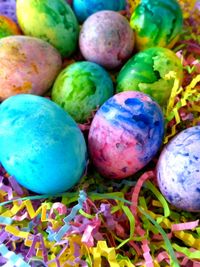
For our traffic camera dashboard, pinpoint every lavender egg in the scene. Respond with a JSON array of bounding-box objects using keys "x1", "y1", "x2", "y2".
[
  {"x1": 0, "y1": 0, "x2": 17, "y2": 22},
  {"x1": 79, "y1": 11, "x2": 134, "y2": 69},
  {"x1": 157, "y1": 126, "x2": 200, "y2": 212},
  {"x1": 88, "y1": 91, "x2": 164, "y2": 179}
]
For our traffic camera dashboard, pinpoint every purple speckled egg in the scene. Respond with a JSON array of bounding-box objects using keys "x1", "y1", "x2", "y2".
[
  {"x1": 0, "y1": 0, "x2": 17, "y2": 22},
  {"x1": 79, "y1": 11, "x2": 135, "y2": 69},
  {"x1": 88, "y1": 91, "x2": 164, "y2": 179},
  {"x1": 157, "y1": 126, "x2": 200, "y2": 212}
]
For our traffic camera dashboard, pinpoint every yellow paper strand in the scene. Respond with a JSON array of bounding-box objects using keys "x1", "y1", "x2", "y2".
[
  {"x1": 164, "y1": 75, "x2": 200, "y2": 143},
  {"x1": 173, "y1": 232, "x2": 200, "y2": 250},
  {"x1": 92, "y1": 241, "x2": 120, "y2": 267}
]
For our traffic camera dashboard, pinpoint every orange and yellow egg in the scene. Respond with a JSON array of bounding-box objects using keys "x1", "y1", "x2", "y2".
[{"x1": 0, "y1": 15, "x2": 21, "y2": 39}]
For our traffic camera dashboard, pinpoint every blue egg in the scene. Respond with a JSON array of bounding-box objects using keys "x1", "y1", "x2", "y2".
[
  {"x1": 157, "y1": 126, "x2": 200, "y2": 212},
  {"x1": 0, "y1": 94, "x2": 87, "y2": 194},
  {"x1": 72, "y1": 0, "x2": 126, "y2": 23}
]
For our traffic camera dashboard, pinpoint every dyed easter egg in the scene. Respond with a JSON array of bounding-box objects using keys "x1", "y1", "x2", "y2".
[
  {"x1": 66, "y1": 0, "x2": 72, "y2": 5},
  {"x1": 157, "y1": 126, "x2": 200, "y2": 212},
  {"x1": 52, "y1": 61, "x2": 114, "y2": 123},
  {"x1": 130, "y1": 0, "x2": 183, "y2": 50},
  {"x1": 73, "y1": 0, "x2": 126, "y2": 23},
  {"x1": 29, "y1": 259, "x2": 47, "y2": 267},
  {"x1": 0, "y1": 0, "x2": 17, "y2": 22},
  {"x1": 117, "y1": 47, "x2": 183, "y2": 107},
  {"x1": 79, "y1": 11, "x2": 135, "y2": 69},
  {"x1": 0, "y1": 36, "x2": 62, "y2": 101},
  {"x1": 16, "y1": 0, "x2": 79, "y2": 57},
  {"x1": 0, "y1": 94, "x2": 87, "y2": 194},
  {"x1": 0, "y1": 15, "x2": 21, "y2": 39},
  {"x1": 88, "y1": 91, "x2": 164, "y2": 179}
]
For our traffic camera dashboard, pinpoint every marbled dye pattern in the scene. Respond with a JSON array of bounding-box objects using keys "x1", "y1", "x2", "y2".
[
  {"x1": 88, "y1": 91, "x2": 164, "y2": 179},
  {"x1": 0, "y1": 15, "x2": 21, "y2": 39},
  {"x1": 157, "y1": 126, "x2": 200, "y2": 212},
  {"x1": 0, "y1": 0, "x2": 17, "y2": 22},
  {"x1": 0, "y1": 94, "x2": 87, "y2": 194},
  {"x1": 52, "y1": 61, "x2": 114, "y2": 123},
  {"x1": 130, "y1": 0, "x2": 183, "y2": 50},
  {"x1": 117, "y1": 47, "x2": 183, "y2": 107},
  {"x1": 16, "y1": 0, "x2": 79, "y2": 57},
  {"x1": 79, "y1": 11, "x2": 134, "y2": 69},
  {"x1": 0, "y1": 36, "x2": 62, "y2": 101},
  {"x1": 73, "y1": 0, "x2": 126, "y2": 23}
]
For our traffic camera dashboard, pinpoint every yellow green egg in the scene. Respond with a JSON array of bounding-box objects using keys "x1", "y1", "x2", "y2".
[
  {"x1": 16, "y1": 0, "x2": 79, "y2": 57},
  {"x1": 0, "y1": 35, "x2": 62, "y2": 101}
]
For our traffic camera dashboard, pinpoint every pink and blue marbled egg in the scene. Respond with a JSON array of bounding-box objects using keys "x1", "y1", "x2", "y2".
[
  {"x1": 79, "y1": 11, "x2": 134, "y2": 69},
  {"x1": 157, "y1": 126, "x2": 200, "y2": 212},
  {"x1": 88, "y1": 91, "x2": 164, "y2": 179}
]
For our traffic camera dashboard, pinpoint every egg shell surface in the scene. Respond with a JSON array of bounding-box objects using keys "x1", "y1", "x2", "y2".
[
  {"x1": 0, "y1": 0, "x2": 17, "y2": 22},
  {"x1": 79, "y1": 11, "x2": 134, "y2": 69},
  {"x1": 0, "y1": 94, "x2": 88, "y2": 194},
  {"x1": 117, "y1": 47, "x2": 183, "y2": 107},
  {"x1": 0, "y1": 35, "x2": 62, "y2": 101},
  {"x1": 73, "y1": 0, "x2": 126, "y2": 23},
  {"x1": 130, "y1": 0, "x2": 183, "y2": 50},
  {"x1": 88, "y1": 91, "x2": 165, "y2": 179},
  {"x1": 16, "y1": 0, "x2": 79, "y2": 57},
  {"x1": 157, "y1": 126, "x2": 200, "y2": 212},
  {"x1": 52, "y1": 61, "x2": 114, "y2": 123},
  {"x1": 0, "y1": 15, "x2": 21, "y2": 38}
]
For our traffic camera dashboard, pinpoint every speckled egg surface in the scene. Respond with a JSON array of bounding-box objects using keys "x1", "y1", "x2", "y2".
[
  {"x1": 0, "y1": 36, "x2": 62, "y2": 101},
  {"x1": 88, "y1": 91, "x2": 165, "y2": 179},
  {"x1": 117, "y1": 47, "x2": 183, "y2": 107},
  {"x1": 52, "y1": 61, "x2": 114, "y2": 123},
  {"x1": 73, "y1": 0, "x2": 126, "y2": 23},
  {"x1": 79, "y1": 11, "x2": 135, "y2": 69},
  {"x1": 0, "y1": 94, "x2": 88, "y2": 194},
  {"x1": 130, "y1": 0, "x2": 183, "y2": 50},
  {"x1": 16, "y1": 0, "x2": 79, "y2": 57},
  {"x1": 157, "y1": 126, "x2": 200, "y2": 212}
]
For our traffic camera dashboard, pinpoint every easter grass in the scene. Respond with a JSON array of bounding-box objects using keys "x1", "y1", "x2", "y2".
[{"x1": 0, "y1": 1, "x2": 200, "y2": 266}]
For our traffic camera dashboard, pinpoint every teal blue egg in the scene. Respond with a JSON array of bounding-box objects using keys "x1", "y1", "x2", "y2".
[
  {"x1": 0, "y1": 94, "x2": 87, "y2": 194},
  {"x1": 73, "y1": 0, "x2": 126, "y2": 23}
]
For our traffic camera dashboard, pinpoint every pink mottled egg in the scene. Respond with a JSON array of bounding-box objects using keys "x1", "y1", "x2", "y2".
[
  {"x1": 0, "y1": 36, "x2": 62, "y2": 101},
  {"x1": 79, "y1": 11, "x2": 135, "y2": 69},
  {"x1": 88, "y1": 91, "x2": 165, "y2": 179}
]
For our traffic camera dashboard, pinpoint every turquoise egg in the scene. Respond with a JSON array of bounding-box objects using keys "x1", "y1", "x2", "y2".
[
  {"x1": 72, "y1": 0, "x2": 126, "y2": 23},
  {"x1": 52, "y1": 61, "x2": 114, "y2": 123},
  {"x1": 0, "y1": 94, "x2": 87, "y2": 194}
]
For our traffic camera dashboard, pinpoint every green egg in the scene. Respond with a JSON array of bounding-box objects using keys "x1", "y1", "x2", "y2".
[
  {"x1": 117, "y1": 47, "x2": 183, "y2": 107},
  {"x1": 16, "y1": 0, "x2": 79, "y2": 57},
  {"x1": 52, "y1": 61, "x2": 114, "y2": 123},
  {"x1": 130, "y1": 0, "x2": 183, "y2": 50}
]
